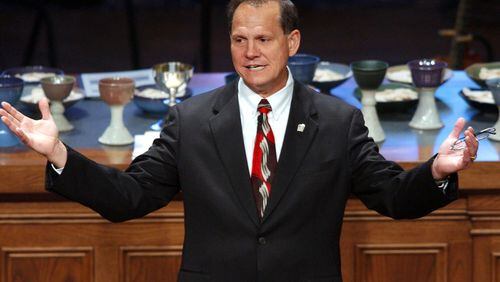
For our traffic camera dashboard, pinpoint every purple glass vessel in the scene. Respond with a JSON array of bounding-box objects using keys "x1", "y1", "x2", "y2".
[
  {"x1": 408, "y1": 59, "x2": 447, "y2": 88},
  {"x1": 407, "y1": 59, "x2": 446, "y2": 130}
]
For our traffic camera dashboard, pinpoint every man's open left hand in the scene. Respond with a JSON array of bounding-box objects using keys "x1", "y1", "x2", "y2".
[{"x1": 431, "y1": 117, "x2": 478, "y2": 180}]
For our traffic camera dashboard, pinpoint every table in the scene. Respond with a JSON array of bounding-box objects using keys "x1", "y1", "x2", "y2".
[
  {"x1": 0, "y1": 71, "x2": 499, "y2": 282},
  {"x1": 2, "y1": 71, "x2": 498, "y2": 190}
]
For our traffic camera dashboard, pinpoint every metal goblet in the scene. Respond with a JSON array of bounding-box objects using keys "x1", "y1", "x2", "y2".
[
  {"x1": 153, "y1": 62, "x2": 194, "y2": 107},
  {"x1": 151, "y1": 62, "x2": 194, "y2": 131}
]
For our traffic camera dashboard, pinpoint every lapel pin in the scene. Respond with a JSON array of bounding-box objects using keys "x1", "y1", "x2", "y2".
[{"x1": 297, "y1": 123, "x2": 305, "y2": 132}]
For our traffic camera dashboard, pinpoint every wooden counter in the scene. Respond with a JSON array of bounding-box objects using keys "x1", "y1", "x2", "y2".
[{"x1": 1, "y1": 72, "x2": 499, "y2": 281}]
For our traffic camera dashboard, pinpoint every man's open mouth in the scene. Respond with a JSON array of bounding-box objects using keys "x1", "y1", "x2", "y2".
[{"x1": 245, "y1": 65, "x2": 265, "y2": 71}]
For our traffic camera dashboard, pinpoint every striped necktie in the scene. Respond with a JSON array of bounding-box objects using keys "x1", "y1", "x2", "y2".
[{"x1": 251, "y1": 99, "x2": 278, "y2": 219}]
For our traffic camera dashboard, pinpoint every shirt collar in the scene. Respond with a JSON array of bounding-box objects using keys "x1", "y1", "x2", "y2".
[{"x1": 238, "y1": 67, "x2": 294, "y2": 121}]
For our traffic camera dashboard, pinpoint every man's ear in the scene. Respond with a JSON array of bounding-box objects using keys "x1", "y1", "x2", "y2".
[{"x1": 287, "y1": 29, "x2": 301, "y2": 56}]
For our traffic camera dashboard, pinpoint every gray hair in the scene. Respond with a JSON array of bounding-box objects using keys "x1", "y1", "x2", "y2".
[{"x1": 226, "y1": 0, "x2": 299, "y2": 34}]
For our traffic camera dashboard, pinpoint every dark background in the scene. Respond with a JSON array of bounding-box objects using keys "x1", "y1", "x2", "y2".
[{"x1": 0, "y1": 0, "x2": 498, "y2": 73}]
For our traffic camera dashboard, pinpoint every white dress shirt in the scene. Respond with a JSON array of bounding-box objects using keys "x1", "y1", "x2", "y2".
[{"x1": 237, "y1": 68, "x2": 294, "y2": 174}]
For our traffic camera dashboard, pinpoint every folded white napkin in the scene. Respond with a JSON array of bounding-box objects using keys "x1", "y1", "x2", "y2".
[{"x1": 132, "y1": 131, "x2": 161, "y2": 160}]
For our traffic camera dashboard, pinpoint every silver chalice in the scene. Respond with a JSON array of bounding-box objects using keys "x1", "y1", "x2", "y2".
[{"x1": 151, "y1": 62, "x2": 194, "y2": 131}]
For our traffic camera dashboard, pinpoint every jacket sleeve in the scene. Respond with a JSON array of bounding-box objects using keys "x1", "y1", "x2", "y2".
[
  {"x1": 348, "y1": 109, "x2": 458, "y2": 219},
  {"x1": 45, "y1": 106, "x2": 182, "y2": 222}
]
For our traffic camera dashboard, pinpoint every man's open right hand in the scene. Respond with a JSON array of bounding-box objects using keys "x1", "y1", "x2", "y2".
[{"x1": 0, "y1": 98, "x2": 67, "y2": 168}]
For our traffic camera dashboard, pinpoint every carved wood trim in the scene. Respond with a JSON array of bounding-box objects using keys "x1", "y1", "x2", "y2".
[
  {"x1": 0, "y1": 213, "x2": 185, "y2": 224},
  {"x1": 471, "y1": 230, "x2": 500, "y2": 236},
  {"x1": 1, "y1": 247, "x2": 94, "y2": 282},
  {"x1": 355, "y1": 243, "x2": 448, "y2": 282},
  {"x1": 491, "y1": 252, "x2": 500, "y2": 282},
  {"x1": 119, "y1": 245, "x2": 183, "y2": 282},
  {"x1": 344, "y1": 209, "x2": 468, "y2": 221},
  {"x1": 471, "y1": 216, "x2": 500, "y2": 222}
]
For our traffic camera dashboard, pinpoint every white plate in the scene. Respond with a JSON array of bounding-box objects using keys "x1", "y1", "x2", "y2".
[{"x1": 20, "y1": 87, "x2": 85, "y2": 111}]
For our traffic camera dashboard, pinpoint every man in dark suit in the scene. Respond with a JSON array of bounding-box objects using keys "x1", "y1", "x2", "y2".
[{"x1": 0, "y1": 0, "x2": 479, "y2": 281}]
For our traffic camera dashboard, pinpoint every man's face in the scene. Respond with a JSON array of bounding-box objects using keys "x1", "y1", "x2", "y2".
[{"x1": 230, "y1": 1, "x2": 300, "y2": 96}]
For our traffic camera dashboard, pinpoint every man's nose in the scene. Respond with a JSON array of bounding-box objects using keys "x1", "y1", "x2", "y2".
[{"x1": 245, "y1": 41, "x2": 260, "y2": 59}]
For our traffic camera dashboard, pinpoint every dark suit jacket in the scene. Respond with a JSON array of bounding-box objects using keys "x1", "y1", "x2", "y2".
[{"x1": 46, "y1": 80, "x2": 457, "y2": 282}]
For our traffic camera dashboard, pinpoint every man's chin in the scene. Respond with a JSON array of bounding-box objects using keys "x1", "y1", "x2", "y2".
[
  {"x1": 242, "y1": 81, "x2": 274, "y2": 96},
  {"x1": 240, "y1": 77, "x2": 267, "y2": 90}
]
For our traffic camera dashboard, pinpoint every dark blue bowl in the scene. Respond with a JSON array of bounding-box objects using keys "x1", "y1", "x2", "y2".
[
  {"x1": 288, "y1": 54, "x2": 320, "y2": 85},
  {"x1": 133, "y1": 84, "x2": 193, "y2": 115},
  {"x1": 0, "y1": 76, "x2": 24, "y2": 105},
  {"x1": 0, "y1": 76, "x2": 24, "y2": 147}
]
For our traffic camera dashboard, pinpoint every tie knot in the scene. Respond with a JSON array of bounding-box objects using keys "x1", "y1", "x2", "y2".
[{"x1": 257, "y1": 99, "x2": 272, "y2": 114}]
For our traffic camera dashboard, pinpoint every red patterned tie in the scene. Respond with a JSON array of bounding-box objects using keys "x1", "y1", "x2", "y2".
[{"x1": 251, "y1": 99, "x2": 278, "y2": 219}]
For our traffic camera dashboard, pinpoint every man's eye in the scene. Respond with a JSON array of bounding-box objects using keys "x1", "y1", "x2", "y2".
[{"x1": 260, "y1": 38, "x2": 269, "y2": 43}]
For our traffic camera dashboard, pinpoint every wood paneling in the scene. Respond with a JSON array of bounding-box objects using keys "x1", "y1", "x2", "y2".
[
  {"x1": 1, "y1": 247, "x2": 93, "y2": 282},
  {"x1": 340, "y1": 215, "x2": 471, "y2": 282},
  {"x1": 492, "y1": 252, "x2": 500, "y2": 282},
  {"x1": 121, "y1": 246, "x2": 182, "y2": 282},
  {"x1": 355, "y1": 244, "x2": 447, "y2": 282}
]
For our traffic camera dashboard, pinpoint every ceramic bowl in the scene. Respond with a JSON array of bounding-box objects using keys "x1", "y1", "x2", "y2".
[
  {"x1": 459, "y1": 88, "x2": 496, "y2": 112},
  {"x1": 0, "y1": 76, "x2": 24, "y2": 147},
  {"x1": 40, "y1": 75, "x2": 75, "y2": 101},
  {"x1": 407, "y1": 59, "x2": 447, "y2": 88},
  {"x1": 465, "y1": 62, "x2": 500, "y2": 88},
  {"x1": 0, "y1": 76, "x2": 24, "y2": 105},
  {"x1": 288, "y1": 54, "x2": 320, "y2": 85},
  {"x1": 351, "y1": 60, "x2": 388, "y2": 90},
  {"x1": 310, "y1": 62, "x2": 352, "y2": 93},
  {"x1": 133, "y1": 84, "x2": 192, "y2": 115},
  {"x1": 99, "y1": 77, "x2": 135, "y2": 105},
  {"x1": 2, "y1": 66, "x2": 64, "y2": 85},
  {"x1": 486, "y1": 78, "x2": 500, "y2": 106}
]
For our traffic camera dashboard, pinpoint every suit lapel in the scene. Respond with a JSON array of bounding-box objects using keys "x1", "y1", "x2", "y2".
[
  {"x1": 262, "y1": 82, "x2": 318, "y2": 222},
  {"x1": 209, "y1": 82, "x2": 260, "y2": 227}
]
